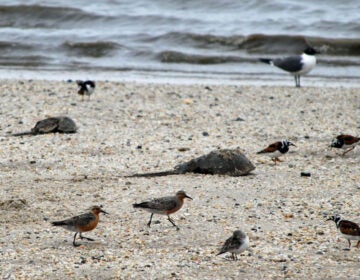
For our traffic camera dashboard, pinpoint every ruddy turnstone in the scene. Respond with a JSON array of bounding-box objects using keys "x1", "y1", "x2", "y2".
[
  {"x1": 327, "y1": 214, "x2": 360, "y2": 249},
  {"x1": 51, "y1": 205, "x2": 108, "y2": 247},
  {"x1": 76, "y1": 80, "x2": 95, "y2": 101},
  {"x1": 259, "y1": 46, "x2": 318, "y2": 87},
  {"x1": 330, "y1": 134, "x2": 360, "y2": 156},
  {"x1": 133, "y1": 190, "x2": 192, "y2": 230},
  {"x1": 217, "y1": 230, "x2": 250, "y2": 260},
  {"x1": 257, "y1": 139, "x2": 296, "y2": 164}
]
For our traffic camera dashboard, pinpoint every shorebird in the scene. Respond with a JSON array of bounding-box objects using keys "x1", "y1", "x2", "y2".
[
  {"x1": 133, "y1": 190, "x2": 192, "y2": 230},
  {"x1": 330, "y1": 134, "x2": 360, "y2": 156},
  {"x1": 51, "y1": 205, "x2": 108, "y2": 247},
  {"x1": 217, "y1": 230, "x2": 250, "y2": 260},
  {"x1": 259, "y1": 46, "x2": 318, "y2": 87},
  {"x1": 327, "y1": 215, "x2": 360, "y2": 249},
  {"x1": 257, "y1": 139, "x2": 296, "y2": 164},
  {"x1": 76, "y1": 80, "x2": 95, "y2": 101}
]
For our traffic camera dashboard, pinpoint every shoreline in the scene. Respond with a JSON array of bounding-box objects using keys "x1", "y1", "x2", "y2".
[
  {"x1": 0, "y1": 69, "x2": 359, "y2": 88},
  {"x1": 1, "y1": 80, "x2": 359, "y2": 279}
]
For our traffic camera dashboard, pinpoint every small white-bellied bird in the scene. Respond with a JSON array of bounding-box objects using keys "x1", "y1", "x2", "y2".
[
  {"x1": 217, "y1": 230, "x2": 250, "y2": 260},
  {"x1": 330, "y1": 134, "x2": 360, "y2": 156},
  {"x1": 257, "y1": 139, "x2": 296, "y2": 165},
  {"x1": 76, "y1": 80, "x2": 95, "y2": 101},
  {"x1": 259, "y1": 47, "x2": 318, "y2": 87},
  {"x1": 51, "y1": 205, "x2": 108, "y2": 247},
  {"x1": 327, "y1": 215, "x2": 360, "y2": 249},
  {"x1": 133, "y1": 190, "x2": 192, "y2": 230}
]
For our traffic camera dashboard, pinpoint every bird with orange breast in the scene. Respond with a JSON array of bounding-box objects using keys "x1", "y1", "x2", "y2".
[
  {"x1": 51, "y1": 205, "x2": 108, "y2": 247},
  {"x1": 133, "y1": 190, "x2": 192, "y2": 230}
]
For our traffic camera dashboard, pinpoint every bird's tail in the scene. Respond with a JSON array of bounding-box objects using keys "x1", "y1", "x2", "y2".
[
  {"x1": 259, "y1": 58, "x2": 273, "y2": 65},
  {"x1": 51, "y1": 221, "x2": 66, "y2": 226},
  {"x1": 216, "y1": 251, "x2": 225, "y2": 256},
  {"x1": 133, "y1": 202, "x2": 149, "y2": 209},
  {"x1": 257, "y1": 150, "x2": 266, "y2": 154}
]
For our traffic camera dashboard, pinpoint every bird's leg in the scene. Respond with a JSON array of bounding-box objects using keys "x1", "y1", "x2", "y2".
[
  {"x1": 348, "y1": 239, "x2": 352, "y2": 248},
  {"x1": 342, "y1": 146, "x2": 355, "y2": 156},
  {"x1": 167, "y1": 215, "x2": 179, "y2": 230},
  {"x1": 295, "y1": 75, "x2": 301, "y2": 88},
  {"x1": 231, "y1": 253, "x2": 238, "y2": 261},
  {"x1": 147, "y1": 213, "x2": 153, "y2": 227},
  {"x1": 80, "y1": 232, "x2": 94, "y2": 241},
  {"x1": 272, "y1": 157, "x2": 281, "y2": 165},
  {"x1": 73, "y1": 232, "x2": 80, "y2": 247},
  {"x1": 356, "y1": 241, "x2": 360, "y2": 248}
]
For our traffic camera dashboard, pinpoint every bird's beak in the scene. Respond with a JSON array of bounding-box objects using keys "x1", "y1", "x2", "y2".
[
  {"x1": 325, "y1": 217, "x2": 332, "y2": 221},
  {"x1": 185, "y1": 195, "x2": 193, "y2": 200},
  {"x1": 290, "y1": 143, "x2": 296, "y2": 147},
  {"x1": 100, "y1": 209, "x2": 109, "y2": 215}
]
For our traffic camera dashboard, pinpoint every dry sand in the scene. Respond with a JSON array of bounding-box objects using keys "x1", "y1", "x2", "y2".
[{"x1": 0, "y1": 80, "x2": 359, "y2": 279}]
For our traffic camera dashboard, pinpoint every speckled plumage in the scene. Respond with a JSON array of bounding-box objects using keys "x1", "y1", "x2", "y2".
[
  {"x1": 217, "y1": 230, "x2": 249, "y2": 260},
  {"x1": 51, "y1": 205, "x2": 108, "y2": 247},
  {"x1": 133, "y1": 190, "x2": 192, "y2": 230}
]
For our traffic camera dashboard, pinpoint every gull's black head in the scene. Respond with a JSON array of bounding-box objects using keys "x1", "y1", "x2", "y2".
[{"x1": 304, "y1": 47, "x2": 319, "y2": 55}]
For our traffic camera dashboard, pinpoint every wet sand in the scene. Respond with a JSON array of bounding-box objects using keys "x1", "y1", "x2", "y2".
[{"x1": 1, "y1": 80, "x2": 359, "y2": 279}]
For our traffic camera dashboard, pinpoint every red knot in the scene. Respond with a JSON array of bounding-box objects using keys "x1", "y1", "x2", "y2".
[
  {"x1": 133, "y1": 190, "x2": 192, "y2": 230},
  {"x1": 51, "y1": 205, "x2": 108, "y2": 247},
  {"x1": 217, "y1": 230, "x2": 250, "y2": 260}
]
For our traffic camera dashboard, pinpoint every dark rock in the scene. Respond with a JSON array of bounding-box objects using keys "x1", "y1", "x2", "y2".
[
  {"x1": 301, "y1": 172, "x2": 311, "y2": 177},
  {"x1": 234, "y1": 117, "x2": 245, "y2": 121}
]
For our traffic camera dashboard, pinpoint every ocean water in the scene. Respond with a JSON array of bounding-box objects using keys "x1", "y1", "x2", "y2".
[{"x1": 0, "y1": 0, "x2": 359, "y2": 85}]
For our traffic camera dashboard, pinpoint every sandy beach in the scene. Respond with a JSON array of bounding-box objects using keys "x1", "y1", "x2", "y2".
[{"x1": 1, "y1": 80, "x2": 359, "y2": 279}]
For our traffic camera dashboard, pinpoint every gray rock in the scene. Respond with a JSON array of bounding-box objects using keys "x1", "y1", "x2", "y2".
[{"x1": 127, "y1": 148, "x2": 255, "y2": 177}]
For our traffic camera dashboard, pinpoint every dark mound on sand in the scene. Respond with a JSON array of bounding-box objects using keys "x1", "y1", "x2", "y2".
[
  {"x1": 11, "y1": 116, "x2": 77, "y2": 136},
  {"x1": 127, "y1": 148, "x2": 255, "y2": 177}
]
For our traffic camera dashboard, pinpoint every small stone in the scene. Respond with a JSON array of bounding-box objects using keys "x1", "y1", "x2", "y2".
[
  {"x1": 202, "y1": 132, "x2": 209, "y2": 136},
  {"x1": 301, "y1": 172, "x2": 311, "y2": 177},
  {"x1": 183, "y1": 98, "x2": 193, "y2": 104},
  {"x1": 234, "y1": 117, "x2": 245, "y2": 121}
]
